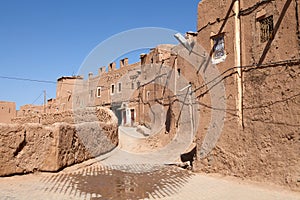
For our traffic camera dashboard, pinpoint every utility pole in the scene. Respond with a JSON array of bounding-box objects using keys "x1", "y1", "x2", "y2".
[
  {"x1": 44, "y1": 90, "x2": 46, "y2": 113},
  {"x1": 234, "y1": 0, "x2": 243, "y2": 129}
]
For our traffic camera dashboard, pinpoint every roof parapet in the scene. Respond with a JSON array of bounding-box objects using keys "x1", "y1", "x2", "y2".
[
  {"x1": 120, "y1": 58, "x2": 129, "y2": 68},
  {"x1": 108, "y1": 62, "x2": 116, "y2": 72}
]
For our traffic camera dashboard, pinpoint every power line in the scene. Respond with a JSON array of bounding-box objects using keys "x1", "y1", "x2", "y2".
[
  {"x1": 31, "y1": 91, "x2": 44, "y2": 105},
  {"x1": 0, "y1": 75, "x2": 56, "y2": 84},
  {"x1": 0, "y1": 75, "x2": 87, "y2": 86}
]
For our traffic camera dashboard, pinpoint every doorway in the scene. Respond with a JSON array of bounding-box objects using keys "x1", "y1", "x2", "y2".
[{"x1": 130, "y1": 109, "x2": 135, "y2": 126}]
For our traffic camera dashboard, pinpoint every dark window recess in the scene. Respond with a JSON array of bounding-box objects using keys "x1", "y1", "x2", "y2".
[
  {"x1": 118, "y1": 83, "x2": 122, "y2": 92},
  {"x1": 137, "y1": 81, "x2": 140, "y2": 88},
  {"x1": 177, "y1": 68, "x2": 181, "y2": 76},
  {"x1": 147, "y1": 91, "x2": 150, "y2": 100},
  {"x1": 111, "y1": 85, "x2": 115, "y2": 94},
  {"x1": 259, "y1": 15, "x2": 274, "y2": 43},
  {"x1": 97, "y1": 87, "x2": 101, "y2": 97}
]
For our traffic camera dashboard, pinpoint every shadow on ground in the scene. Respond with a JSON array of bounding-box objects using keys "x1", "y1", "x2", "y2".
[{"x1": 40, "y1": 165, "x2": 194, "y2": 200}]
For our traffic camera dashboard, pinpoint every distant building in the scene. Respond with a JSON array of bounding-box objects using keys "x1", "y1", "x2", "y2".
[
  {"x1": 0, "y1": 101, "x2": 16, "y2": 123},
  {"x1": 47, "y1": 76, "x2": 84, "y2": 113},
  {"x1": 41, "y1": 43, "x2": 188, "y2": 135},
  {"x1": 17, "y1": 104, "x2": 44, "y2": 117}
]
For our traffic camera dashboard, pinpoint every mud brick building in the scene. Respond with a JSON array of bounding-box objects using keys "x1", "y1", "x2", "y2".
[
  {"x1": 194, "y1": 0, "x2": 300, "y2": 191},
  {"x1": 0, "y1": 101, "x2": 16, "y2": 123}
]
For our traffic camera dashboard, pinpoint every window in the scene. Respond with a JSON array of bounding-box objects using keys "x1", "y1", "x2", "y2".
[
  {"x1": 97, "y1": 87, "x2": 101, "y2": 97},
  {"x1": 177, "y1": 68, "x2": 181, "y2": 76},
  {"x1": 118, "y1": 82, "x2": 122, "y2": 93},
  {"x1": 131, "y1": 82, "x2": 135, "y2": 90},
  {"x1": 212, "y1": 34, "x2": 225, "y2": 62},
  {"x1": 137, "y1": 81, "x2": 140, "y2": 88},
  {"x1": 259, "y1": 15, "x2": 273, "y2": 43},
  {"x1": 111, "y1": 84, "x2": 115, "y2": 95},
  {"x1": 90, "y1": 90, "x2": 94, "y2": 99},
  {"x1": 147, "y1": 91, "x2": 151, "y2": 101}
]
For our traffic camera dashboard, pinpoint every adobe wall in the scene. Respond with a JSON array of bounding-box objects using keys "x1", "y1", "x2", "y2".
[
  {"x1": 195, "y1": 0, "x2": 240, "y2": 158},
  {"x1": 194, "y1": 0, "x2": 300, "y2": 192},
  {"x1": 67, "y1": 61, "x2": 142, "y2": 112},
  {"x1": 94, "y1": 62, "x2": 141, "y2": 107},
  {"x1": 240, "y1": 0, "x2": 300, "y2": 65},
  {"x1": 17, "y1": 104, "x2": 44, "y2": 117},
  {"x1": 196, "y1": 0, "x2": 241, "y2": 145},
  {"x1": 0, "y1": 101, "x2": 16, "y2": 123},
  {"x1": 195, "y1": 64, "x2": 300, "y2": 191},
  {"x1": 0, "y1": 107, "x2": 118, "y2": 176},
  {"x1": 54, "y1": 76, "x2": 84, "y2": 112}
]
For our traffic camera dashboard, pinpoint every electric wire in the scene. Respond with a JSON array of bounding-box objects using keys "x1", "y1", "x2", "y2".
[
  {"x1": 31, "y1": 91, "x2": 44, "y2": 105},
  {"x1": 0, "y1": 75, "x2": 87, "y2": 86}
]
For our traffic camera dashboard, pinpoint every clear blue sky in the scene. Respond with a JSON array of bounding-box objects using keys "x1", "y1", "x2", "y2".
[{"x1": 0, "y1": 0, "x2": 199, "y2": 109}]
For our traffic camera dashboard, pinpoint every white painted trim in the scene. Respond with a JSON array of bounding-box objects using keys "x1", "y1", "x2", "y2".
[{"x1": 97, "y1": 86, "x2": 101, "y2": 97}]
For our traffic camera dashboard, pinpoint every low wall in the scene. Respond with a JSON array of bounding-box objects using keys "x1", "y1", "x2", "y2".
[
  {"x1": 12, "y1": 107, "x2": 114, "y2": 125},
  {"x1": 0, "y1": 107, "x2": 118, "y2": 176}
]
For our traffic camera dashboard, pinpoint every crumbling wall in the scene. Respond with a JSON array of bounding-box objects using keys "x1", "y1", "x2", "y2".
[
  {"x1": 12, "y1": 107, "x2": 115, "y2": 125},
  {"x1": 0, "y1": 107, "x2": 118, "y2": 176}
]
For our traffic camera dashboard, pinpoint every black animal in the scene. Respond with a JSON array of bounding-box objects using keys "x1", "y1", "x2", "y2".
[{"x1": 180, "y1": 146, "x2": 197, "y2": 167}]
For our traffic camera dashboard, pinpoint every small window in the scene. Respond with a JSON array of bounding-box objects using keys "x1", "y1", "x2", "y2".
[
  {"x1": 97, "y1": 87, "x2": 101, "y2": 97},
  {"x1": 211, "y1": 34, "x2": 226, "y2": 64},
  {"x1": 111, "y1": 84, "x2": 115, "y2": 95},
  {"x1": 212, "y1": 34, "x2": 225, "y2": 60},
  {"x1": 177, "y1": 68, "x2": 181, "y2": 76},
  {"x1": 147, "y1": 91, "x2": 151, "y2": 101},
  {"x1": 259, "y1": 15, "x2": 273, "y2": 43},
  {"x1": 118, "y1": 82, "x2": 122, "y2": 93},
  {"x1": 131, "y1": 82, "x2": 135, "y2": 90},
  {"x1": 137, "y1": 81, "x2": 140, "y2": 88}
]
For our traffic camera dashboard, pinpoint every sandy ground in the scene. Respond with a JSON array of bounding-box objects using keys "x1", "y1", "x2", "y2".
[{"x1": 0, "y1": 159, "x2": 299, "y2": 200}]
